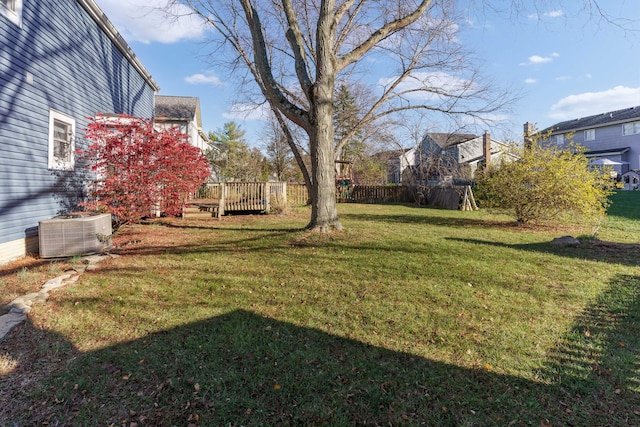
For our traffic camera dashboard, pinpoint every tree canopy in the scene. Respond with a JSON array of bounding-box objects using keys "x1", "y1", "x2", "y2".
[
  {"x1": 208, "y1": 121, "x2": 268, "y2": 182},
  {"x1": 169, "y1": 0, "x2": 621, "y2": 231},
  {"x1": 80, "y1": 115, "x2": 210, "y2": 224},
  {"x1": 170, "y1": 0, "x2": 512, "y2": 231}
]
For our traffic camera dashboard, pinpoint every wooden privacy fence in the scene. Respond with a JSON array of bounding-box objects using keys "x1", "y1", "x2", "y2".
[
  {"x1": 420, "y1": 185, "x2": 478, "y2": 211},
  {"x1": 338, "y1": 185, "x2": 412, "y2": 203}
]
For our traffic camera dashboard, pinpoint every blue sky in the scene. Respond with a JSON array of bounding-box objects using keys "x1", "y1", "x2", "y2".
[{"x1": 95, "y1": 0, "x2": 640, "y2": 146}]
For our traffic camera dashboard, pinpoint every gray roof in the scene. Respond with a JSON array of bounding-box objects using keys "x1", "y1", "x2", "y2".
[
  {"x1": 542, "y1": 105, "x2": 640, "y2": 134},
  {"x1": 426, "y1": 133, "x2": 477, "y2": 148},
  {"x1": 584, "y1": 147, "x2": 630, "y2": 157},
  {"x1": 372, "y1": 148, "x2": 414, "y2": 159},
  {"x1": 155, "y1": 96, "x2": 201, "y2": 125}
]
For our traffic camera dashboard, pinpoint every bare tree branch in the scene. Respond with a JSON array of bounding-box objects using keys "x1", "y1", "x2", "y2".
[{"x1": 336, "y1": 0, "x2": 433, "y2": 71}]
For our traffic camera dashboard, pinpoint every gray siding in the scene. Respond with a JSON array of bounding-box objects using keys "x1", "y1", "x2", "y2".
[
  {"x1": 553, "y1": 124, "x2": 640, "y2": 172},
  {"x1": 0, "y1": 0, "x2": 155, "y2": 245},
  {"x1": 458, "y1": 138, "x2": 481, "y2": 163}
]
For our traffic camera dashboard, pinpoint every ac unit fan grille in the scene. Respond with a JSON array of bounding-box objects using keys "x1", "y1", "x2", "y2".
[{"x1": 39, "y1": 213, "x2": 112, "y2": 258}]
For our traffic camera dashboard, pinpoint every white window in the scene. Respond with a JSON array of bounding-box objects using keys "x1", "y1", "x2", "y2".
[
  {"x1": 554, "y1": 134, "x2": 564, "y2": 145},
  {"x1": 622, "y1": 121, "x2": 640, "y2": 136},
  {"x1": 0, "y1": 0, "x2": 22, "y2": 26},
  {"x1": 584, "y1": 129, "x2": 595, "y2": 141},
  {"x1": 48, "y1": 110, "x2": 76, "y2": 170}
]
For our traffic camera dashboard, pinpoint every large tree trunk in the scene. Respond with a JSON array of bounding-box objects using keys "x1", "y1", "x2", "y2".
[
  {"x1": 308, "y1": 111, "x2": 342, "y2": 231},
  {"x1": 307, "y1": 0, "x2": 342, "y2": 232}
]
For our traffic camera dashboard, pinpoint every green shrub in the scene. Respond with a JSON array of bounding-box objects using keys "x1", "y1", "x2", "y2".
[{"x1": 476, "y1": 141, "x2": 612, "y2": 225}]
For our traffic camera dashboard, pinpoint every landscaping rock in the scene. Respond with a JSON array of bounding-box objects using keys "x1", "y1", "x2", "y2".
[
  {"x1": 0, "y1": 312, "x2": 27, "y2": 338},
  {"x1": 41, "y1": 273, "x2": 79, "y2": 291},
  {"x1": 551, "y1": 236, "x2": 580, "y2": 247}
]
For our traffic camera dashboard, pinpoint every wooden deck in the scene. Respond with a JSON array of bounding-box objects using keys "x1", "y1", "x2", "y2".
[
  {"x1": 183, "y1": 199, "x2": 221, "y2": 219},
  {"x1": 183, "y1": 182, "x2": 283, "y2": 219},
  {"x1": 183, "y1": 198, "x2": 268, "y2": 219}
]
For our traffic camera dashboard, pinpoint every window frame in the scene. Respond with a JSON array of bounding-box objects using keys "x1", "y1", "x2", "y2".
[
  {"x1": 48, "y1": 110, "x2": 76, "y2": 171},
  {"x1": 584, "y1": 129, "x2": 595, "y2": 141},
  {"x1": 0, "y1": 0, "x2": 23, "y2": 27},
  {"x1": 622, "y1": 121, "x2": 640, "y2": 136},
  {"x1": 554, "y1": 134, "x2": 565, "y2": 145}
]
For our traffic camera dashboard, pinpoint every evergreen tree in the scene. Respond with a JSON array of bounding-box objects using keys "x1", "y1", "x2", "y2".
[
  {"x1": 207, "y1": 122, "x2": 265, "y2": 182},
  {"x1": 333, "y1": 85, "x2": 364, "y2": 163}
]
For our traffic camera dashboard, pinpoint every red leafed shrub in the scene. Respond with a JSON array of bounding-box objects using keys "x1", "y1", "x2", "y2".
[{"x1": 79, "y1": 114, "x2": 210, "y2": 224}]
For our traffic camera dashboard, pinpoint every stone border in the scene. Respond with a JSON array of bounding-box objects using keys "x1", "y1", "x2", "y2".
[{"x1": 0, "y1": 254, "x2": 116, "y2": 339}]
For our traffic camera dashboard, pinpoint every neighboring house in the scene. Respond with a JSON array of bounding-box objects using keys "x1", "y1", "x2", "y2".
[
  {"x1": 419, "y1": 131, "x2": 513, "y2": 179},
  {"x1": 154, "y1": 95, "x2": 210, "y2": 151},
  {"x1": 539, "y1": 105, "x2": 640, "y2": 177},
  {"x1": 372, "y1": 148, "x2": 417, "y2": 184},
  {"x1": 375, "y1": 132, "x2": 513, "y2": 185},
  {"x1": 0, "y1": 0, "x2": 159, "y2": 265}
]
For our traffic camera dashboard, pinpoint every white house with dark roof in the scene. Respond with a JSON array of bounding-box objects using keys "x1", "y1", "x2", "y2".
[
  {"x1": 154, "y1": 95, "x2": 210, "y2": 151},
  {"x1": 540, "y1": 105, "x2": 640, "y2": 177}
]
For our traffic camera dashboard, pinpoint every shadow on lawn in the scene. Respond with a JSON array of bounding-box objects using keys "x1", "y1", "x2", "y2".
[
  {"x1": 2, "y1": 276, "x2": 639, "y2": 426},
  {"x1": 447, "y1": 238, "x2": 640, "y2": 267},
  {"x1": 112, "y1": 228, "x2": 298, "y2": 257},
  {"x1": 341, "y1": 211, "x2": 511, "y2": 229},
  {"x1": 158, "y1": 221, "x2": 306, "y2": 233}
]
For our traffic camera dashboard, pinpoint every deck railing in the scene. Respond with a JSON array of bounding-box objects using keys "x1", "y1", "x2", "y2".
[{"x1": 192, "y1": 182, "x2": 415, "y2": 217}]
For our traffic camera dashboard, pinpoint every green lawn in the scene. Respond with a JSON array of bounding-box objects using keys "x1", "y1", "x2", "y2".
[{"x1": 2, "y1": 199, "x2": 639, "y2": 426}]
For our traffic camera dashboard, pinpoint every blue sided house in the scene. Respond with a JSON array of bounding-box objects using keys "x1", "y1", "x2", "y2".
[
  {"x1": 0, "y1": 0, "x2": 159, "y2": 264},
  {"x1": 539, "y1": 106, "x2": 640, "y2": 180}
]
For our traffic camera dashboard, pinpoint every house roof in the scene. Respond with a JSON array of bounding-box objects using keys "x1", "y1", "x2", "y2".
[
  {"x1": 372, "y1": 148, "x2": 415, "y2": 160},
  {"x1": 542, "y1": 105, "x2": 640, "y2": 134},
  {"x1": 78, "y1": 0, "x2": 159, "y2": 92},
  {"x1": 155, "y1": 96, "x2": 202, "y2": 127},
  {"x1": 426, "y1": 133, "x2": 477, "y2": 148},
  {"x1": 584, "y1": 147, "x2": 630, "y2": 157}
]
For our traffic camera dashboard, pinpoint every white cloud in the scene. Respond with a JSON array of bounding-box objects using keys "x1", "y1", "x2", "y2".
[
  {"x1": 555, "y1": 75, "x2": 572, "y2": 81},
  {"x1": 524, "y1": 78, "x2": 537, "y2": 84},
  {"x1": 96, "y1": 0, "x2": 207, "y2": 44},
  {"x1": 549, "y1": 86, "x2": 640, "y2": 120},
  {"x1": 528, "y1": 9, "x2": 564, "y2": 20},
  {"x1": 546, "y1": 10, "x2": 564, "y2": 18},
  {"x1": 185, "y1": 73, "x2": 223, "y2": 86},
  {"x1": 223, "y1": 103, "x2": 270, "y2": 122},
  {"x1": 520, "y1": 53, "x2": 560, "y2": 66},
  {"x1": 530, "y1": 56, "x2": 552, "y2": 64}
]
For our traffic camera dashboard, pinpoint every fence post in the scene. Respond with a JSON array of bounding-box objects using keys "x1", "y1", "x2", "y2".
[
  {"x1": 265, "y1": 183, "x2": 271, "y2": 213},
  {"x1": 219, "y1": 183, "x2": 226, "y2": 216}
]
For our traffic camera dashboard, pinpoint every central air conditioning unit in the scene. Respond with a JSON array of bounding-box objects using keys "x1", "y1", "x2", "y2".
[{"x1": 39, "y1": 213, "x2": 112, "y2": 258}]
